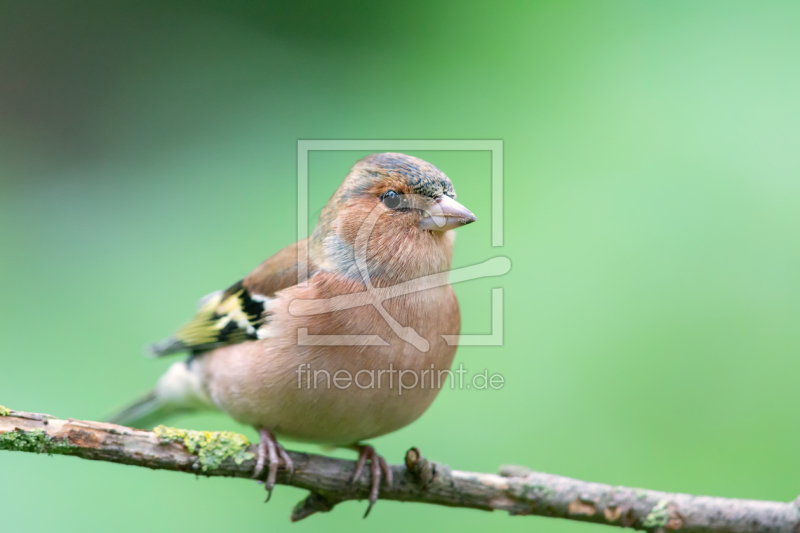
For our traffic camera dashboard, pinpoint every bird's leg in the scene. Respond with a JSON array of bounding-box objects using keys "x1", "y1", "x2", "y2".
[
  {"x1": 252, "y1": 428, "x2": 294, "y2": 502},
  {"x1": 349, "y1": 444, "x2": 393, "y2": 518}
]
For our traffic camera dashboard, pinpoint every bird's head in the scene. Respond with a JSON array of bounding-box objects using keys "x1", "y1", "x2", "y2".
[{"x1": 311, "y1": 153, "x2": 476, "y2": 283}]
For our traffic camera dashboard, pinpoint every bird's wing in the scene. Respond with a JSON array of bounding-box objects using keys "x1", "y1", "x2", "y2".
[{"x1": 149, "y1": 240, "x2": 314, "y2": 356}]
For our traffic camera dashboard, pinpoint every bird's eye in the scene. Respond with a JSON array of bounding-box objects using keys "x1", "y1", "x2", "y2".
[{"x1": 381, "y1": 190, "x2": 402, "y2": 209}]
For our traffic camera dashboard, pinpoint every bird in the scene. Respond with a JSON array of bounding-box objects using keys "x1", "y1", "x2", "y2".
[{"x1": 109, "y1": 152, "x2": 476, "y2": 515}]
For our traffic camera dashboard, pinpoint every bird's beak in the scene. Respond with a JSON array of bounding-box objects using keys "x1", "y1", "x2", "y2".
[{"x1": 419, "y1": 195, "x2": 477, "y2": 231}]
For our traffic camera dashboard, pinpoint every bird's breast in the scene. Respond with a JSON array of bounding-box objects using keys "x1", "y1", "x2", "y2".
[{"x1": 203, "y1": 271, "x2": 461, "y2": 445}]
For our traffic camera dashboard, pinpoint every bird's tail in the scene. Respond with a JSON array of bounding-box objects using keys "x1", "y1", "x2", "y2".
[
  {"x1": 106, "y1": 390, "x2": 180, "y2": 429},
  {"x1": 106, "y1": 360, "x2": 215, "y2": 430}
]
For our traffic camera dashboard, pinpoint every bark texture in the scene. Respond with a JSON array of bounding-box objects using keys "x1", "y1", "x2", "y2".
[{"x1": 1, "y1": 408, "x2": 798, "y2": 531}]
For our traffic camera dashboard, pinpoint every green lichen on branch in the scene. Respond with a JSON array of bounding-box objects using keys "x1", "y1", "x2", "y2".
[
  {"x1": 154, "y1": 425, "x2": 254, "y2": 472},
  {"x1": 641, "y1": 499, "x2": 669, "y2": 529},
  {"x1": 0, "y1": 406, "x2": 10, "y2": 416},
  {"x1": 0, "y1": 428, "x2": 75, "y2": 454}
]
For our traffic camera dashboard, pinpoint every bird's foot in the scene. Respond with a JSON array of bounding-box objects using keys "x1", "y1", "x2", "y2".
[
  {"x1": 252, "y1": 428, "x2": 294, "y2": 502},
  {"x1": 349, "y1": 444, "x2": 393, "y2": 518}
]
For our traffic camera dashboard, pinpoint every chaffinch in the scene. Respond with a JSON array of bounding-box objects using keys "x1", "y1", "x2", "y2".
[{"x1": 110, "y1": 153, "x2": 476, "y2": 514}]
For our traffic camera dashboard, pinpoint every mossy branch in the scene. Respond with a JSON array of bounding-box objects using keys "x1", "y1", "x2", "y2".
[{"x1": 1, "y1": 407, "x2": 799, "y2": 531}]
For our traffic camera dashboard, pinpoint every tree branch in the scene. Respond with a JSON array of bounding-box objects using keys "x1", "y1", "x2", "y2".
[{"x1": 1, "y1": 407, "x2": 798, "y2": 531}]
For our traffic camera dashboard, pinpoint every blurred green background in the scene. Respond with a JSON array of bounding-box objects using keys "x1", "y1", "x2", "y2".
[{"x1": 2, "y1": 1, "x2": 800, "y2": 531}]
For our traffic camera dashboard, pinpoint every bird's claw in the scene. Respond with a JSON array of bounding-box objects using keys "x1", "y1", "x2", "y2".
[
  {"x1": 252, "y1": 428, "x2": 294, "y2": 502},
  {"x1": 350, "y1": 444, "x2": 392, "y2": 518}
]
